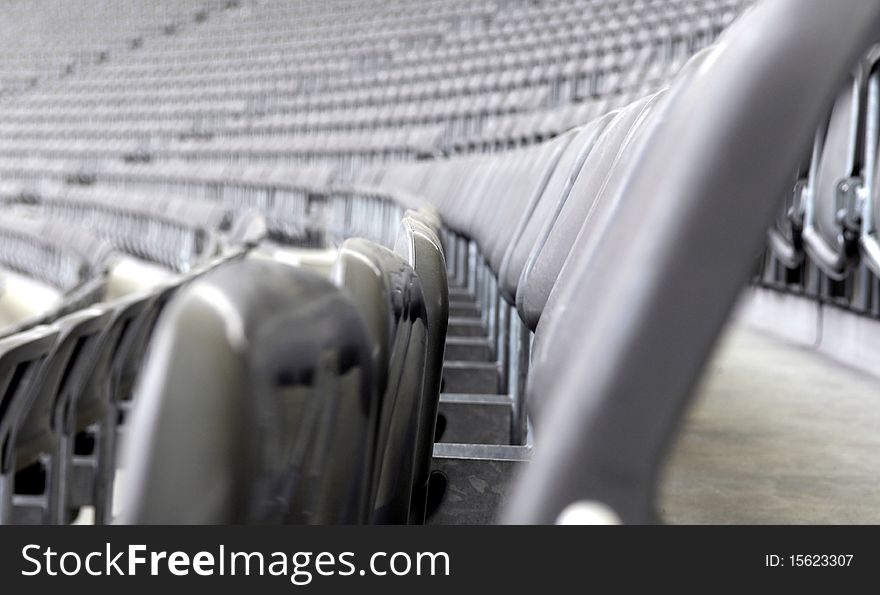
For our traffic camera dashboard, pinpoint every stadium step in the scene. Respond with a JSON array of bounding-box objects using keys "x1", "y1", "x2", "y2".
[
  {"x1": 428, "y1": 443, "x2": 531, "y2": 525},
  {"x1": 437, "y1": 393, "x2": 512, "y2": 445},
  {"x1": 449, "y1": 300, "x2": 481, "y2": 318},
  {"x1": 447, "y1": 285, "x2": 475, "y2": 301},
  {"x1": 445, "y1": 336, "x2": 494, "y2": 361},
  {"x1": 442, "y1": 360, "x2": 500, "y2": 393},
  {"x1": 447, "y1": 317, "x2": 487, "y2": 337}
]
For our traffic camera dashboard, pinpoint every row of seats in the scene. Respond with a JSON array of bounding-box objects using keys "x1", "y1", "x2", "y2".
[
  {"x1": 0, "y1": 170, "x2": 268, "y2": 521},
  {"x1": 0, "y1": 218, "x2": 113, "y2": 333},
  {"x1": 120, "y1": 210, "x2": 448, "y2": 523},
  {"x1": 0, "y1": 160, "x2": 433, "y2": 249},
  {"x1": 0, "y1": 179, "x2": 435, "y2": 523},
  {"x1": 0, "y1": 0, "x2": 748, "y2": 172},
  {"x1": 0, "y1": 0, "x2": 233, "y2": 98},
  {"x1": 4, "y1": 191, "x2": 223, "y2": 275},
  {"x1": 370, "y1": 83, "x2": 675, "y2": 332},
  {"x1": 763, "y1": 52, "x2": 880, "y2": 316},
  {"x1": 0, "y1": 255, "x2": 224, "y2": 524}
]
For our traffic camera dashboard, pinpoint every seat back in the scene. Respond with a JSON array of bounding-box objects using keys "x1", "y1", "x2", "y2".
[
  {"x1": 74, "y1": 292, "x2": 154, "y2": 432},
  {"x1": 438, "y1": 157, "x2": 501, "y2": 235},
  {"x1": 512, "y1": 47, "x2": 719, "y2": 329},
  {"x1": 529, "y1": 90, "x2": 672, "y2": 422},
  {"x1": 498, "y1": 112, "x2": 617, "y2": 303},
  {"x1": 404, "y1": 208, "x2": 443, "y2": 238},
  {"x1": 119, "y1": 260, "x2": 377, "y2": 524},
  {"x1": 516, "y1": 92, "x2": 663, "y2": 330},
  {"x1": 482, "y1": 131, "x2": 580, "y2": 276},
  {"x1": 394, "y1": 215, "x2": 448, "y2": 523},
  {"x1": 333, "y1": 238, "x2": 429, "y2": 524},
  {"x1": 113, "y1": 281, "x2": 182, "y2": 404},
  {"x1": 0, "y1": 326, "x2": 58, "y2": 476},
  {"x1": 15, "y1": 307, "x2": 110, "y2": 470}
]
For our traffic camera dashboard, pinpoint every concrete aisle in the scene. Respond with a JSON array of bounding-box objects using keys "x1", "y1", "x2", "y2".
[{"x1": 660, "y1": 325, "x2": 880, "y2": 524}]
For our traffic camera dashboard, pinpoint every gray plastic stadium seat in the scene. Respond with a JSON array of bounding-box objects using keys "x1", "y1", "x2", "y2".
[
  {"x1": 474, "y1": 148, "x2": 549, "y2": 262},
  {"x1": 406, "y1": 207, "x2": 446, "y2": 254},
  {"x1": 404, "y1": 207, "x2": 443, "y2": 237},
  {"x1": 63, "y1": 290, "x2": 154, "y2": 524},
  {"x1": 525, "y1": 54, "x2": 723, "y2": 410},
  {"x1": 512, "y1": 47, "x2": 720, "y2": 328},
  {"x1": 453, "y1": 152, "x2": 533, "y2": 248},
  {"x1": 497, "y1": 111, "x2": 618, "y2": 303},
  {"x1": 74, "y1": 292, "x2": 153, "y2": 435},
  {"x1": 228, "y1": 209, "x2": 269, "y2": 248},
  {"x1": 0, "y1": 325, "x2": 58, "y2": 523},
  {"x1": 333, "y1": 238, "x2": 428, "y2": 524},
  {"x1": 767, "y1": 151, "x2": 813, "y2": 270},
  {"x1": 480, "y1": 131, "x2": 579, "y2": 276},
  {"x1": 802, "y1": 75, "x2": 864, "y2": 279},
  {"x1": 113, "y1": 280, "x2": 182, "y2": 408},
  {"x1": 119, "y1": 260, "x2": 377, "y2": 524},
  {"x1": 13, "y1": 307, "x2": 110, "y2": 524},
  {"x1": 14, "y1": 308, "x2": 109, "y2": 469},
  {"x1": 0, "y1": 216, "x2": 113, "y2": 332},
  {"x1": 528, "y1": 89, "x2": 673, "y2": 423},
  {"x1": 438, "y1": 157, "x2": 502, "y2": 236},
  {"x1": 393, "y1": 214, "x2": 448, "y2": 524},
  {"x1": 516, "y1": 91, "x2": 664, "y2": 330}
]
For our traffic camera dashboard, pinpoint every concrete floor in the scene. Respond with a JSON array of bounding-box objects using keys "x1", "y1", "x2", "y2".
[{"x1": 659, "y1": 325, "x2": 880, "y2": 524}]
